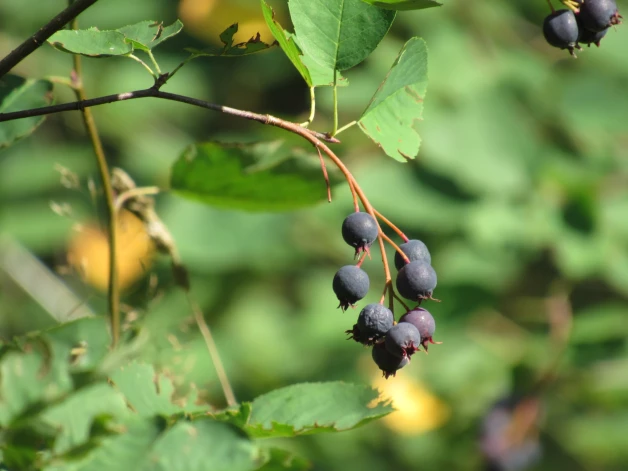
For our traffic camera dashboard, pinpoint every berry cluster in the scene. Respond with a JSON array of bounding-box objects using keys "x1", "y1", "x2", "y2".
[
  {"x1": 332, "y1": 211, "x2": 441, "y2": 379},
  {"x1": 543, "y1": 0, "x2": 622, "y2": 57}
]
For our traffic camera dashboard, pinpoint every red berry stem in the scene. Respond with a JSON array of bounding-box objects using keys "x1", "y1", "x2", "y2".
[
  {"x1": 373, "y1": 209, "x2": 409, "y2": 242},
  {"x1": 315, "y1": 145, "x2": 332, "y2": 203}
]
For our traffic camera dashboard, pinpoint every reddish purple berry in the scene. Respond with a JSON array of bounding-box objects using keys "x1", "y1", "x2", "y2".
[{"x1": 399, "y1": 308, "x2": 440, "y2": 352}]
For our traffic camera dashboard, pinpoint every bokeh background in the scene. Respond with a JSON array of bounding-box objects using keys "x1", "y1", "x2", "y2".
[{"x1": 1, "y1": 0, "x2": 628, "y2": 470}]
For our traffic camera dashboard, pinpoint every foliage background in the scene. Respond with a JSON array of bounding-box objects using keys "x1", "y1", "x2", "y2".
[{"x1": 1, "y1": 0, "x2": 627, "y2": 470}]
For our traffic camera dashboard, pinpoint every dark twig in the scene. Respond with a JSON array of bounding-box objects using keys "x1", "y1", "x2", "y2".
[
  {"x1": 0, "y1": 0, "x2": 100, "y2": 79},
  {"x1": 0, "y1": 87, "x2": 340, "y2": 144}
]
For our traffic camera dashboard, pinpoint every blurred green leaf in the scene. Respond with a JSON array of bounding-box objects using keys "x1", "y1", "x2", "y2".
[
  {"x1": 0, "y1": 75, "x2": 53, "y2": 149},
  {"x1": 187, "y1": 23, "x2": 274, "y2": 57},
  {"x1": 170, "y1": 141, "x2": 338, "y2": 211},
  {"x1": 109, "y1": 362, "x2": 206, "y2": 417},
  {"x1": 47, "y1": 29, "x2": 132, "y2": 57},
  {"x1": 289, "y1": 0, "x2": 396, "y2": 71},
  {"x1": 40, "y1": 383, "x2": 129, "y2": 454},
  {"x1": 0, "y1": 346, "x2": 72, "y2": 427},
  {"x1": 117, "y1": 20, "x2": 183, "y2": 52},
  {"x1": 358, "y1": 37, "x2": 428, "y2": 161},
  {"x1": 256, "y1": 448, "x2": 311, "y2": 471},
  {"x1": 44, "y1": 418, "x2": 253, "y2": 471},
  {"x1": 214, "y1": 382, "x2": 392, "y2": 438},
  {"x1": 148, "y1": 418, "x2": 258, "y2": 471},
  {"x1": 360, "y1": 0, "x2": 442, "y2": 10}
]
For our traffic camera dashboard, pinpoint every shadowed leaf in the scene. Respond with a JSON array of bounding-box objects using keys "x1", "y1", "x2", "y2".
[{"x1": 0, "y1": 75, "x2": 53, "y2": 149}]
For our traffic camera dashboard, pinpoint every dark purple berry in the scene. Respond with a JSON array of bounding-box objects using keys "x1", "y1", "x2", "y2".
[
  {"x1": 341, "y1": 212, "x2": 379, "y2": 257},
  {"x1": 578, "y1": 25, "x2": 608, "y2": 46},
  {"x1": 346, "y1": 303, "x2": 394, "y2": 345},
  {"x1": 578, "y1": 0, "x2": 622, "y2": 33},
  {"x1": 332, "y1": 265, "x2": 369, "y2": 311},
  {"x1": 394, "y1": 239, "x2": 431, "y2": 271},
  {"x1": 399, "y1": 308, "x2": 440, "y2": 352},
  {"x1": 543, "y1": 9, "x2": 581, "y2": 56},
  {"x1": 372, "y1": 342, "x2": 409, "y2": 379},
  {"x1": 384, "y1": 322, "x2": 421, "y2": 359},
  {"x1": 395, "y1": 260, "x2": 437, "y2": 302}
]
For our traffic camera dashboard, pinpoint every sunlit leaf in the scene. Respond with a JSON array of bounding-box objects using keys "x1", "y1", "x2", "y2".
[
  {"x1": 212, "y1": 382, "x2": 393, "y2": 438},
  {"x1": 0, "y1": 75, "x2": 53, "y2": 149},
  {"x1": 359, "y1": 37, "x2": 428, "y2": 161},
  {"x1": 289, "y1": 0, "x2": 396, "y2": 71},
  {"x1": 47, "y1": 29, "x2": 133, "y2": 57},
  {"x1": 187, "y1": 23, "x2": 274, "y2": 57},
  {"x1": 117, "y1": 20, "x2": 184, "y2": 51}
]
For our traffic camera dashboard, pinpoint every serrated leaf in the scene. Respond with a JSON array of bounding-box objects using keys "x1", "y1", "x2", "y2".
[
  {"x1": 360, "y1": 0, "x2": 442, "y2": 10},
  {"x1": 47, "y1": 29, "x2": 133, "y2": 57},
  {"x1": 0, "y1": 75, "x2": 53, "y2": 149},
  {"x1": 170, "y1": 141, "x2": 340, "y2": 212},
  {"x1": 117, "y1": 20, "x2": 184, "y2": 51},
  {"x1": 40, "y1": 383, "x2": 130, "y2": 454},
  {"x1": 213, "y1": 382, "x2": 392, "y2": 438},
  {"x1": 289, "y1": 0, "x2": 396, "y2": 71},
  {"x1": 0, "y1": 346, "x2": 73, "y2": 427},
  {"x1": 359, "y1": 37, "x2": 428, "y2": 161},
  {"x1": 256, "y1": 448, "x2": 311, "y2": 471},
  {"x1": 187, "y1": 23, "x2": 274, "y2": 57},
  {"x1": 109, "y1": 362, "x2": 206, "y2": 418}
]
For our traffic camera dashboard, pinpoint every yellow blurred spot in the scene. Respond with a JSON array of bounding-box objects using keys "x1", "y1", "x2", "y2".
[
  {"x1": 373, "y1": 371, "x2": 450, "y2": 435},
  {"x1": 179, "y1": 0, "x2": 278, "y2": 44},
  {"x1": 67, "y1": 210, "x2": 154, "y2": 291}
]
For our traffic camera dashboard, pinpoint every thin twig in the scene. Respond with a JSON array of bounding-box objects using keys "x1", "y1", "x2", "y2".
[
  {"x1": 0, "y1": 88, "x2": 340, "y2": 144},
  {"x1": 347, "y1": 178, "x2": 360, "y2": 213},
  {"x1": 335, "y1": 120, "x2": 357, "y2": 136},
  {"x1": 127, "y1": 54, "x2": 156, "y2": 78},
  {"x1": 373, "y1": 209, "x2": 409, "y2": 242},
  {"x1": 380, "y1": 232, "x2": 410, "y2": 264},
  {"x1": 188, "y1": 296, "x2": 237, "y2": 407},
  {"x1": 70, "y1": 18, "x2": 120, "y2": 347},
  {"x1": 392, "y1": 290, "x2": 410, "y2": 312},
  {"x1": 0, "y1": 0, "x2": 99, "y2": 79}
]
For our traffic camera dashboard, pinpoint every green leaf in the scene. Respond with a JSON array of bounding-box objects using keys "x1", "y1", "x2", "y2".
[
  {"x1": 145, "y1": 419, "x2": 258, "y2": 471},
  {"x1": 360, "y1": 0, "x2": 442, "y2": 10},
  {"x1": 47, "y1": 29, "x2": 133, "y2": 57},
  {"x1": 213, "y1": 382, "x2": 392, "y2": 438},
  {"x1": 109, "y1": 362, "x2": 206, "y2": 418},
  {"x1": 116, "y1": 20, "x2": 184, "y2": 52},
  {"x1": 358, "y1": 37, "x2": 428, "y2": 161},
  {"x1": 187, "y1": 23, "x2": 274, "y2": 57},
  {"x1": 256, "y1": 448, "x2": 311, "y2": 471},
  {"x1": 289, "y1": 0, "x2": 396, "y2": 71},
  {"x1": 46, "y1": 417, "x2": 258, "y2": 471},
  {"x1": 288, "y1": 33, "x2": 348, "y2": 88},
  {"x1": 170, "y1": 141, "x2": 339, "y2": 212},
  {"x1": 0, "y1": 346, "x2": 73, "y2": 427},
  {"x1": 261, "y1": 0, "x2": 311, "y2": 86},
  {"x1": 0, "y1": 75, "x2": 53, "y2": 149},
  {"x1": 40, "y1": 383, "x2": 130, "y2": 454}
]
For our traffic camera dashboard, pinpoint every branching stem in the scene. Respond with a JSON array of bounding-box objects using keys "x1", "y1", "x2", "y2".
[
  {"x1": 70, "y1": 19, "x2": 120, "y2": 347},
  {"x1": 373, "y1": 209, "x2": 409, "y2": 242}
]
